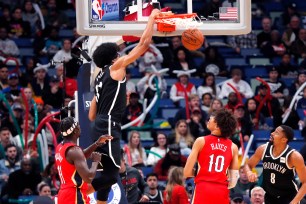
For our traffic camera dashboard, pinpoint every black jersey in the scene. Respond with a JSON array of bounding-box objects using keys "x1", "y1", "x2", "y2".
[
  {"x1": 262, "y1": 142, "x2": 298, "y2": 198},
  {"x1": 94, "y1": 65, "x2": 126, "y2": 122}
]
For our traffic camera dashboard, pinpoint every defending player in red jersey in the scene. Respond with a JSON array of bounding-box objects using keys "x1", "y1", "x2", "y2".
[
  {"x1": 184, "y1": 109, "x2": 239, "y2": 204},
  {"x1": 55, "y1": 117, "x2": 112, "y2": 204}
]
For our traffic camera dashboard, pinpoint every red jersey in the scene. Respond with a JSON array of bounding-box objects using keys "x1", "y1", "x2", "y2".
[
  {"x1": 55, "y1": 142, "x2": 90, "y2": 204},
  {"x1": 195, "y1": 135, "x2": 233, "y2": 185}
]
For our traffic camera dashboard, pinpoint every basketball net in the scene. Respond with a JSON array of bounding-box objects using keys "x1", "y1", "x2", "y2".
[{"x1": 155, "y1": 13, "x2": 203, "y2": 32}]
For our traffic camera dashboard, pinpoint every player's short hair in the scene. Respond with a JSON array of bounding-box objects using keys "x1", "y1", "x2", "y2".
[
  {"x1": 213, "y1": 109, "x2": 237, "y2": 138},
  {"x1": 280, "y1": 125, "x2": 294, "y2": 142},
  {"x1": 93, "y1": 42, "x2": 119, "y2": 68}
]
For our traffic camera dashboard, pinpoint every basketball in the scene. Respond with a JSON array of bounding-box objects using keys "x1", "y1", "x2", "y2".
[{"x1": 181, "y1": 28, "x2": 204, "y2": 51}]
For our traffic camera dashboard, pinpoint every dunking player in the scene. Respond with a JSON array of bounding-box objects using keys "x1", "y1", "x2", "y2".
[
  {"x1": 245, "y1": 125, "x2": 306, "y2": 204},
  {"x1": 55, "y1": 117, "x2": 112, "y2": 204},
  {"x1": 183, "y1": 109, "x2": 239, "y2": 203},
  {"x1": 88, "y1": 9, "x2": 168, "y2": 204}
]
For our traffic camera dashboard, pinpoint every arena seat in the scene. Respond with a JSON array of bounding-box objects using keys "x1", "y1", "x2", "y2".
[
  {"x1": 161, "y1": 108, "x2": 179, "y2": 119},
  {"x1": 289, "y1": 140, "x2": 304, "y2": 151}
]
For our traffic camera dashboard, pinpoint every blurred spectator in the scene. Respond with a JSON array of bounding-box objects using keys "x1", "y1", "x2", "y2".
[
  {"x1": 0, "y1": 128, "x2": 14, "y2": 159},
  {"x1": 290, "y1": 28, "x2": 306, "y2": 59},
  {"x1": 41, "y1": 27, "x2": 62, "y2": 58},
  {"x1": 280, "y1": 3, "x2": 300, "y2": 29},
  {"x1": 170, "y1": 46, "x2": 196, "y2": 78},
  {"x1": 171, "y1": 36, "x2": 182, "y2": 51},
  {"x1": 36, "y1": 182, "x2": 51, "y2": 197},
  {"x1": 232, "y1": 104, "x2": 253, "y2": 145},
  {"x1": 224, "y1": 92, "x2": 239, "y2": 112},
  {"x1": 0, "y1": 94, "x2": 14, "y2": 124},
  {"x1": 173, "y1": 94, "x2": 207, "y2": 126},
  {"x1": 277, "y1": 53, "x2": 298, "y2": 78},
  {"x1": 33, "y1": 98, "x2": 48, "y2": 122},
  {"x1": 261, "y1": 30, "x2": 286, "y2": 58},
  {"x1": 2, "y1": 73, "x2": 22, "y2": 99},
  {"x1": 0, "y1": 5, "x2": 11, "y2": 30},
  {"x1": 136, "y1": 68, "x2": 167, "y2": 101},
  {"x1": 289, "y1": 71, "x2": 306, "y2": 96},
  {"x1": 208, "y1": 98, "x2": 223, "y2": 117},
  {"x1": 254, "y1": 84, "x2": 282, "y2": 127},
  {"x1": 230, "y1": 166, "x2": 255, "y2": 198},
  {"x1": 42, "y1": 75, "x2": 63, "y2": 110},
  {"x1": 244, "y1": 98, "x2": 265, "y2": 129},
  {"x1": 154, "y1": 144, "x2": 187, "y2": 181},
  {"x1": 282, "y1": 15, "x2": 301, "y2": 48},
  {"x1": 119, "y1": 149, "x2": 149, "y2": 203},
  {"x1": 122, "y1": 92, "x2": 150, "y2": 127},
  {"x1": 257, "y1": 17, "x2": 272, "y2": 49},
  {"x1": 52, "y1": 39, "x2": 72, "y2": 63},
  {"x1": 266, "y1": 67, "x2": 288, "y2": 99},
  {"x1": 22, "y1": 0, "x2": 40, "y2": 33},
  {"x1": 13, "y1": 116, "x2": 35, "y2": 149},
  {"x1": 228, "y1": 31, "x2": 257, "y2": 54},
  {"x1": 201, "y1": 93, "x2": 213, "y2": 113},
  {"x1": 147, "y1": 132, "x2": 167, "y2": 167},
  {"x1": 189, "y1": 106, "x2": 208, "y2": 138},
  {"x1": 19, "y1": 57, "x2": 39, "y2": 87},
  {"x1": 124, "y1": 131, "x2": 147, "y2": 168},
  {"x1": 138, "y1": 42, "x2": 163, "y2": 74},
  {"x1": 222, "y1": 0, "x2": 237, "y2": 7},
  {"x1": 197, "y1": 72, "x2": 220, "y2": 99},
  {"x1": 1, "y1": 102, "x2": 23, "y2": 136},
  {"x1": 199, "y1": 46, "x2": 226, "y2": 77},
  {"x1": 0, "y1": 64, "x2": 9, "y2": 90},
  {"x1": 5, "y1": 157, "x2": 42, "y2": 202},
  {"x1": 41, "y1": 161, "x2": 60, "y2": 196},
  {"x1": 170, "y1": 70, "x2": 197, "y2": 105},
  {"x1": 45, "y1": 0, "x2": 70, "y2": 29},
  {"x1": 146, "y1": 173, "x2": 163, "y2": 203},
  {"x1": 168, "y1": 120, "x2": 194, "y2": 155},
  {"x1": 8, "y1": 7, "x2": 31, "y2": 38},
  {"x1": 230, "y1": 193, "x2": 246, "y2": 204},
  {"x1": 0, "y1": 27, "x2": 20, "y2": 57},
  {"x1": 29, "y1": 64, "x2": 50, "y2": 98},
  {"x1": 0, "y1": 144, "x2": 21, "y2": 193},
  {"x1": 218, "y1": 68, "x2": 254, "y2": 99},
  {"x1": 163, "y1": 167, "x2": 188, "y2": 204},
  {"x1": 250, "y1": 186, "x2": 265, "y2": 204}
]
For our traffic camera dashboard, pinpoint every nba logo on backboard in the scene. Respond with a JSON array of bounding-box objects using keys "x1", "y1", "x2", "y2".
[{"x1": 91, "y1": 0, "x2": 104, "y2": 21}]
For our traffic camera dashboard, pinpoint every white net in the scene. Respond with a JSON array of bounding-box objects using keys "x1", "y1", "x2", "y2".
[{"x1": 155, "y1": 15, "x2": 203, "y2": 30}]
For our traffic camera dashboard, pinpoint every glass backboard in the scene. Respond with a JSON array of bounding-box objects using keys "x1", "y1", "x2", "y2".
[{"x1": 76, "y1": 0, "x2": 251, "y2": 37}]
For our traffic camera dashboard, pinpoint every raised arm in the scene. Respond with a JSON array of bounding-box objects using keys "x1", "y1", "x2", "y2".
[
  {"x1": 183, "y1": 137, "x2": 204, "y2": 178},
  {"x1": 244, "y1": 144, "x2": 266, "y2": 182},
  {"x1": 83, "y1": 135, "x2": 113, "y2": 158},
  {"x1": 289, "y1": 151, "x2": 306, "y2": 204},
  {"x1": 88, "y1": 96, "x2": 97, "y2": 121},
  {"x1": 66, "y1": 146, "x2": 101, "y2": 183}
]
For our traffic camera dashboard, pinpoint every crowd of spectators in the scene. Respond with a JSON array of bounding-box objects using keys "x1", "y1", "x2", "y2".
[{"x1": 0, "y1": 0, "x2": 305, "y2": 203}]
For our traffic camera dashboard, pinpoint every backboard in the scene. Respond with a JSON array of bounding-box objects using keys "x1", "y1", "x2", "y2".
[{"x1": 76, "y1": 0, "x2": 251, "y2": 37}]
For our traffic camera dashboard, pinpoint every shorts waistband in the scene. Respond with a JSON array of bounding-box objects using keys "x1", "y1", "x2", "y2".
[{"x1": 96, "y1": 114, "x2": 121, "y2": 126}]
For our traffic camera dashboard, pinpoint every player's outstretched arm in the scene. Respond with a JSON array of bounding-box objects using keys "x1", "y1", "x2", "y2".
[
  {"x1": 289, "y1": 151, "x2": 306, "y2": 204},
  {"x1": 245, "y1": 144, "x2": 266, "y2": 182},
  {"x1": 88, "y1": 96, "x2": 97, "y2": 121},
  {"x1": 67, "y1": 146, "x2": 101, "y2": 183},
  {"x1": 83, "y1": 135, "x2": 113, "y2": 158},
  {"x1": 184, "y1": 137, "x2": 204, "y2": 178}
]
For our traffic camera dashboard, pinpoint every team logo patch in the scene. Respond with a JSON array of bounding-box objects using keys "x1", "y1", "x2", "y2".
[
  {"x1": 280, "y1": 157, "x2": 285, "y2": 163},
  {"x1": 91, "y1": 0, "x2": 105, "y2": 21}
]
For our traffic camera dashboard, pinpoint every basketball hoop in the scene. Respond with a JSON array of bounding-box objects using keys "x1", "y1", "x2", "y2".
[{"x1": 155, "y1": 13, "x2": 203, "y2": 32}]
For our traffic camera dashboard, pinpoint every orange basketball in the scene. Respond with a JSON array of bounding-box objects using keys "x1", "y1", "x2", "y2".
[{"x1": 181, "y1": 28, "x2": 204, "y2": 51}]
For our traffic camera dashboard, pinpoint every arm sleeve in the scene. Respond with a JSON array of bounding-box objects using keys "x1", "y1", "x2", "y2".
[
  {"x1": 170, "y1": 85, "x2": 184, "y2": 102},
  {"x1": 177, "y1": 186, "x2": 189, "y2": 204}
]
